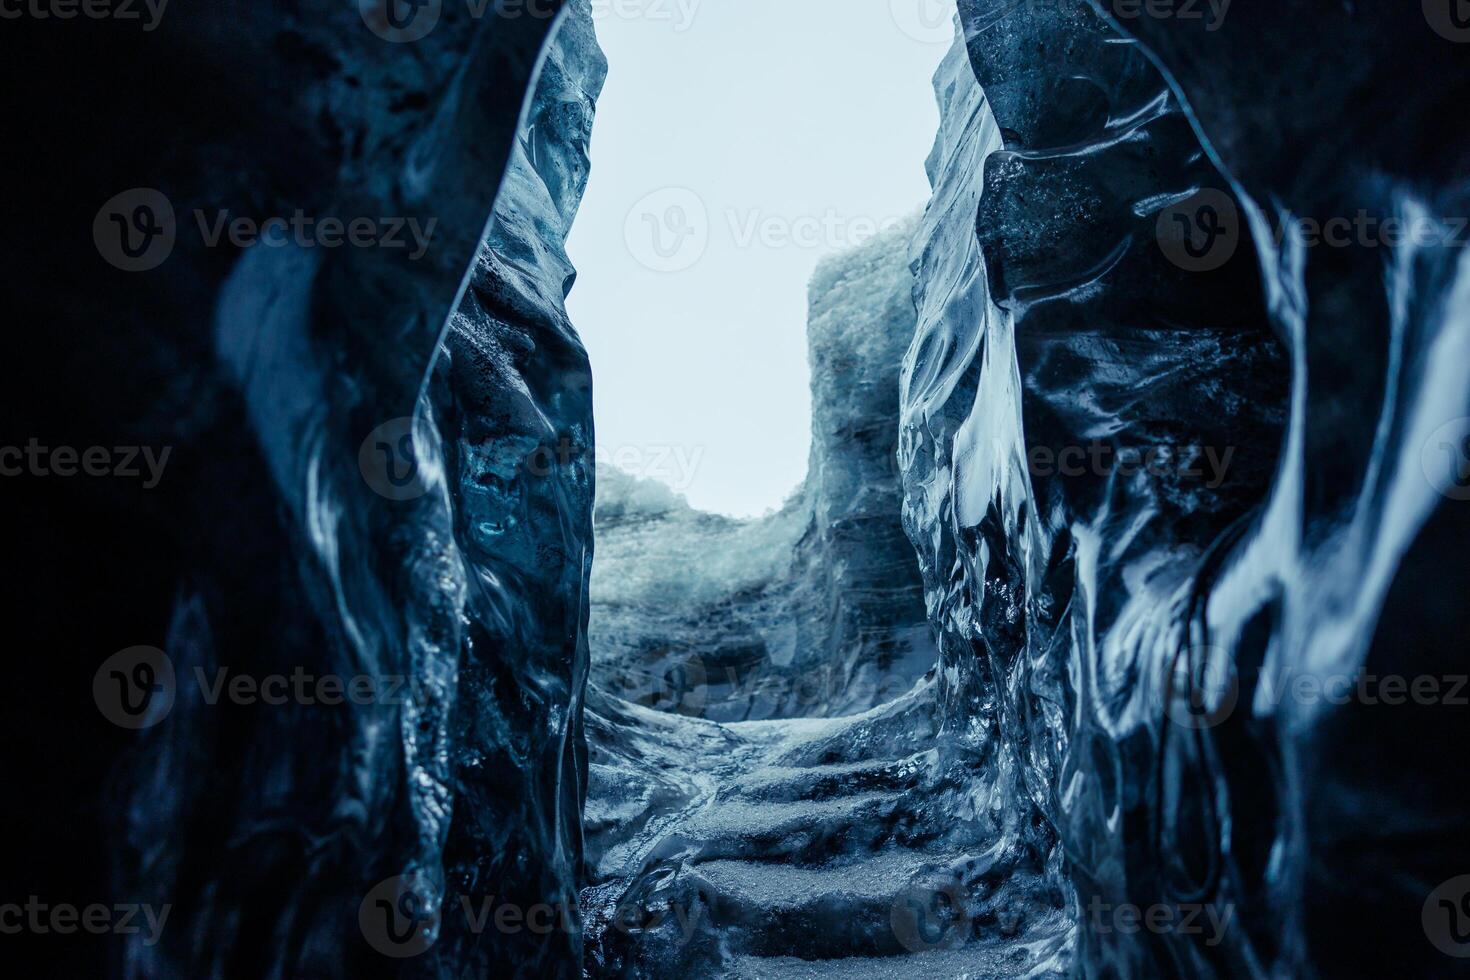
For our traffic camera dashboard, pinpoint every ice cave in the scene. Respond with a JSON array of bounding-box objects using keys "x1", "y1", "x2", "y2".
[{"x1": 6, "y1": 1, "x2": 1470, "y2": 978}]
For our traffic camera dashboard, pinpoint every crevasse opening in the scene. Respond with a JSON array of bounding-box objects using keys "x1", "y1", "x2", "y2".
[{"x1": 566, "y1": 2, "x2": 952, "y2": 725}]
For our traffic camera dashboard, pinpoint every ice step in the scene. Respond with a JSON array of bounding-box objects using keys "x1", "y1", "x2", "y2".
[
  {"x1": 677, "y1": 850, "x2": 967, "y2": 960},
  {"x1": 676, "y1": 791, "x2": 933, "y2": 863},
  {"x1": 721, "y1": 750, "x2": 940, "y2": 804},
  {"x1": 721, "y1": 946, "x2": 1040, "y2": 980},
  {"x1": 716, "y1": 913, "x2": 1074, "y2": 979},
  {"x1": 691, "y1": 850, "x2": 940, "y2": 910}
]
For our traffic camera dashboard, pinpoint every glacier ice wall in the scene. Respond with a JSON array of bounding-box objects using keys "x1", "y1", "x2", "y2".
[
  {"x1": 423, "y1": 3, "x2": 606, "y2": 975},
  {"x1": 1086, "y1": 4, "x2": 1470, "y2": 975},
  {"x1": 904, "y1": 5, "x2": 1290, "y2": 976},
  {"x1": 899, "y1": 2, "x2": 1470, "y2": 976},
  {"x1": 588, "y1": 218, "x2": 938, "y2": 722},
  {"x1": 0, "y1": 0, "x2": 593, "y2": 975}
]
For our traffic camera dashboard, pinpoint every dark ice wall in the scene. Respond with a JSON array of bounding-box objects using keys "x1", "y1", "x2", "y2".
[
  {"x1": 427, "y1": 4, "x2": 605, "y2": 974},
  {"x1": 898, "y1": 1, "x2": 1470, "y2": 976},
  {"x1": 1089, "y1": 3, "x2": 1470, "y2": 976},
  {"x1": 1, "y1": 1, "x2": 579, "y2": 976}
]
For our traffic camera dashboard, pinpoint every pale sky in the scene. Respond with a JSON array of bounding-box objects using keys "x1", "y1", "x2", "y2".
[{"x1": 566, "y1": 0, "x2": 957, "y2": 516}]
